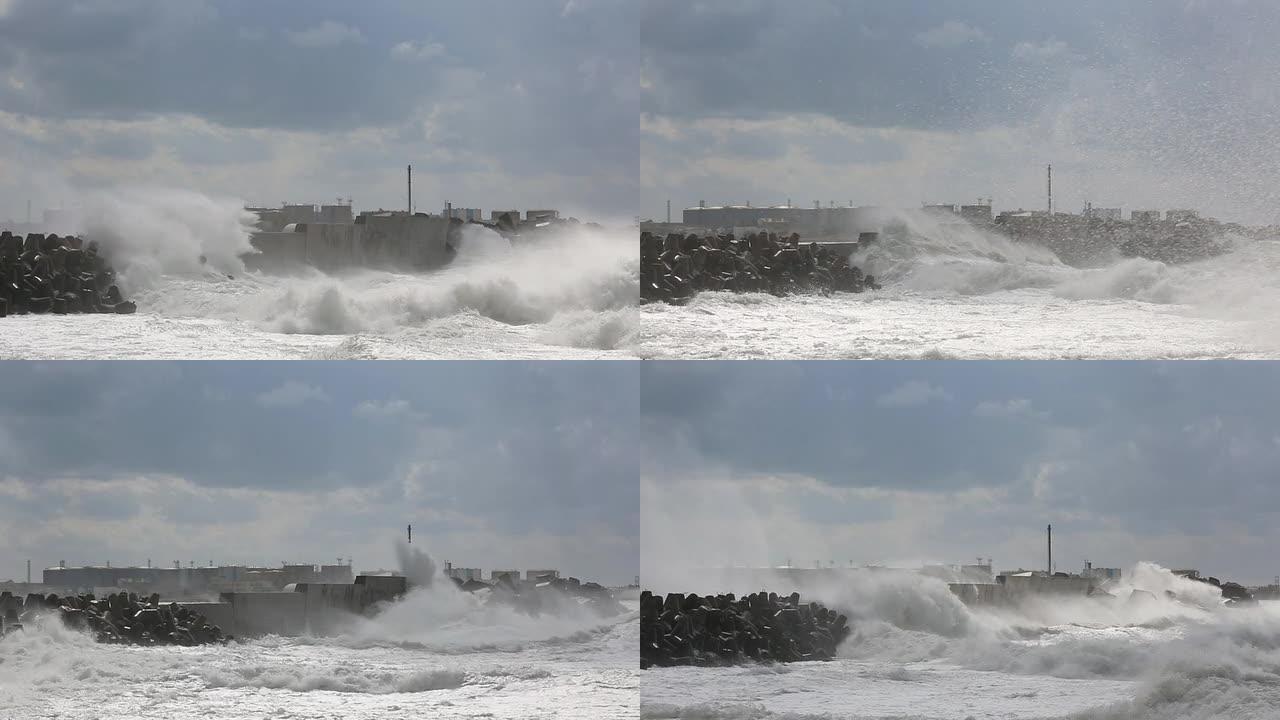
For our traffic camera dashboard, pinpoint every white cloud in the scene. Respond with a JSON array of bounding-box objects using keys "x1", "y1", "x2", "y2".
[
  {"x1": 974, "y1": 398, "x2": 1048, "y2": 420},
  {"x1": 285, "y1": 21, "x2": 366, "y2": 49},
  {"x1": 354, "y1": 399, "x2": 425, "y2": 422},
  {"x1": 256, "y1": 381, "x2": 330, "y2": 408},
  {"x1": 914, "y1": 20, "x2": 988, "y2": 49},
  {"x1": 1012, "y1": 39, "x2": 1069, "y2": 61},
  {"x1": 876, "y1": 380, "x2": 952, "y2": 408},
  {"x1": 391, "y1": 40, "x2": 446, "y2": 62}
]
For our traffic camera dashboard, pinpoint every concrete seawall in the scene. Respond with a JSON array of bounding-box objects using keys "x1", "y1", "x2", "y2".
[
  {"x1": 183, "y1": 575, "x2": 409, "y2": 638},
  {"x1": 247, "y1": 214, "x2": 454, "y2": 272},
  {"x1": 949, "y1": 575, "x2": 1096, "y2": 607}
]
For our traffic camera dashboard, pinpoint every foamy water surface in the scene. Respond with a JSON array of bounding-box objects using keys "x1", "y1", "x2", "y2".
[
  {"x1": 641, "y1": 565, "x2": 1280, "y2": 719},
  {"x1": 639, "y1": 230, "x2": 1280, "y2": 359},
  {"x1": 1, "y1": 600, "x2": 639, "y2": 720}
]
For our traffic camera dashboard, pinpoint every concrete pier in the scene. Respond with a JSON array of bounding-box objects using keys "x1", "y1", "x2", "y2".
[{"x1": 247, "y1": 214, "x2": 455, "y2": 272}]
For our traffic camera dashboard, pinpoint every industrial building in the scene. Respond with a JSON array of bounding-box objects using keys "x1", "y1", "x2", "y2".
[
  {"x1": 42, "y1": 562, "x2": 353, "y2": 597},
  {"x1": 1084, "y1": 207, "x2": 1123, "y2": 221},
  {"x1": 444, "y1": 207, "x2": 484, "y2": 222},
  {"x1": 446, "y1": 566, "x2": 483, "y2": 582},
  {"x1": 681, "y1": 203, "x2": 892, "y2": 238}
]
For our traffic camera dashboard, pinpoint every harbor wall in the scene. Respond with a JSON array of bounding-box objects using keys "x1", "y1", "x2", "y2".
[
  {"x1": 949, "y1": 575, "x2": 1095, "y2": 607},
  {"x1": 179, "y1": 576, "x2": 409, "y2": 637},
  {"x1": 246, "y1": 215, "x2": 452, "y2": 272}
]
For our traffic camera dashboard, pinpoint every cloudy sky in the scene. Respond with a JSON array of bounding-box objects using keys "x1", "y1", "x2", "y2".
[
  {"x1": 640, "y1": 0, "x2": 1280, "y2": 225},
  {"x1": 0, "y1": 362, "x2": 638, "y2": 586},
  {"x1": 0, "y1": 0, "x2": 637, "y2": 224},
  {"x1": 642, "y1": 362, "x2": 1280, "y2": 586}
]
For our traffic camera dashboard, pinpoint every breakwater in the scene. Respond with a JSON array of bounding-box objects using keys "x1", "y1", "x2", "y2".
[
  {"x1": 0, "y1": 232, "x2": 135, "y2": 317},
  {"x1": 2, "y1": 590, "x2": 228, "y2": 645},
  {"x1": 640, "y1": 231, "x2": 879, "y2": 304},
  {"x1": 640, "y1": 590, "x2": 850, "y2": 668},
  {"x1": 246, "y1": 214, "x2": 455, "y2": 272},
  {"x1": 457, "y1": 575, "x2": 628, "y2": 618}
]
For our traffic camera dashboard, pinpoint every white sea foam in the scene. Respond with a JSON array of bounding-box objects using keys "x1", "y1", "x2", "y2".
[
  {"x1": 641, "y1": 563, "x2": 1280, "y2": 719},
  {"x1": 0, "y1": 598, "x2": 638, "y2": 720},
  {"x1": 1, "y1": 189, "x2": 637, "y2": 359},
  {"x1": 640, "y1": 226, "x2": 1280, "y2": 359}
]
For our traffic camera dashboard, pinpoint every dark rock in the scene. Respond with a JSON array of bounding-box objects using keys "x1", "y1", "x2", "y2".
[
  {"x1": 0, "y1": 231, "x2": 135, "y2": 317},
  {"x1": 640, "y1": 230, "x2": 879, "y2": 304},
  {"x1": 640, "y1": 589, "x2": 851, "y2": 668},
  {"x1": 0, "y1": 591, "x2": 230, "y2": 646}
]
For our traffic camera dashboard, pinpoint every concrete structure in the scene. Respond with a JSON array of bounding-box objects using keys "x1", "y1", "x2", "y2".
[
  {"x1": 491, "y1": 570, "x2": 521, "y2": 584},
  {"x1": 526, "y1": 209, "x2": 559, "y2": 222},
  {"x1": 526, "y1": 569, "x2": 560, "y2": 582},
  {"x1": 43, "y1": 561, "x2": 353, "y2": 597},
  {"x1": 248, "y1": 212, "x2": 453, "y2": 272},
  {"x1": 182, "y1": 574, "x2": 408, "y2": 638},
  {"x1": 1000, "y1": 572, "x2": 1094, "y2": 597},
  {"x1": 445, "y1": 207, "x2": 484, "y2": 222},
  {"x1": 960, "y1": 204, "x2": 994, "y2": 224},
  {"x1": 1085, "y1": 207, "x2": 1123, "y2": 221},
  {"x1": 1083, "y1": 563, "x2": 1122, "y2": 582},
  {"x1": 681, "y1": 204, "x2": 893, "y2": 238},
  {"x1": 447, "y1": 567, "x2": 483, "y2": 582},
  {"x1": 1131, "y1": 210, "x2": 1162, "y2": 223},
  {"x1": 320, "y1": 204, "x2": 354, "y2": 224},
  {"x1": 1166, "y1": 209, "x2": 1199, "y2": 222}
]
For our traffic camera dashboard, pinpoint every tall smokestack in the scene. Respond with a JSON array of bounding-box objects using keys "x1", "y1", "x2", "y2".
[
  {"x1": 26, "y1": 559, "x2": 30, "y2": 584},
  {"x1": 408, "y1": 165, "x2": 413, "y2": 214},
  {"x1": 666, "y1": 199, "x2": 671, "y2": 224},
  {"x1": 1047, "y1": 524, "x2": 1053, "y2": 575},
  {"x1": 1047, "y1": 164, "x2": 1053, "y2": 215},
  {"x1": 408, "y1": 524, "x2": 412, "y2": 545}
]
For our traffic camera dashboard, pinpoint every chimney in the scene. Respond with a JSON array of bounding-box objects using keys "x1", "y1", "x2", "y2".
[{"x1": 1047, "y1": 524, "x2": 1053, "y2": 575}]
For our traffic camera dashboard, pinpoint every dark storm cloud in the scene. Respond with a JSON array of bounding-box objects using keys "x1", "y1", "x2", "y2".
[
  {"x1": 0, "y1": 361, "x2": 640, "y2": 579},
  {"x1": 640, "y1": 0, "x2": 1115, "y2": 131},
  {"x1": 640, "y1": 362, "x2": 1280, "y2": 580},
  {"x1": 639, "y1": 0, "x2": 1280, "y2": 223},
  {"x1": 0, "y1": 0, "x2": 638, "y2": 217}
]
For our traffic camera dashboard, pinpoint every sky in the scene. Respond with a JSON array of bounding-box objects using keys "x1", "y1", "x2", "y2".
[
  {"x1": 641, "y1": 362, "x2": 1280, "y2": 587},
  {"x1": 0, "y1": 362, "x2": 639, "y2": 586},
  {"x1": 0, "y1": 0, "x2": 638, "y2": 224},
  {"x1": 640, "y1": 0, "x2": 1280, "y2": 225}
]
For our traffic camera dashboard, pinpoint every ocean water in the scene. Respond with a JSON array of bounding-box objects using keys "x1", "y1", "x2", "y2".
[
  {"x1": 640, "y1": 564, "x2": 1280, "y2": 719},
  {"x1": 0, "y1": 191, "x2": 637, "y2": 359},
  {"x1": 0, "y1": 589, "x2": 639, "y2": 720},
  {"x1": 638, "y1": 227, "x2": 1280, "y2": 360}
]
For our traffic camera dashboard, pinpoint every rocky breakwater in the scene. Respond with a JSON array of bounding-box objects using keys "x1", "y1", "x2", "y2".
[
  {"x1": 454, "y1": 575, "x2": 629, "y2": 618},
  {"x1": 0, "y1": 231, "x2": 135, "y2": 318},
  {"x1": 640, "y1": 590, "x2": 851, "y2": 668},
  {"x1": 641, "y1": 230, "x2": 880, "y2": 304},
  {"x1": 0, "y1": 590, "x2": 230, "y2": 646}
]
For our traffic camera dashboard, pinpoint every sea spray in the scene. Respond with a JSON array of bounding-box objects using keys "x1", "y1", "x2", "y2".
[
  {"x1": 75, "y1": 187, "x2": 258, "y2": 294},
  {"x1": 344, "y1": 544, "x2": 634, "y2": 652}
]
